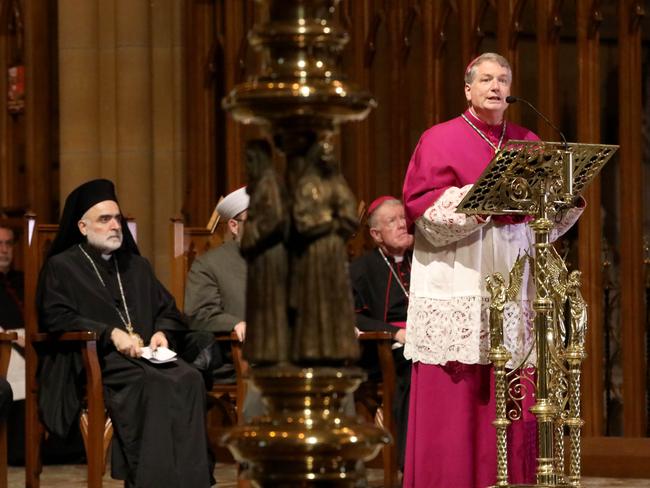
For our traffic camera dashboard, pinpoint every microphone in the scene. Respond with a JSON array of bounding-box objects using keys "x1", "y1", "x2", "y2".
[
  {"x1": 507, "y1": 95, "x2": 575, "y2": 202},
  {"x1": 506, "y1": 95, "x2": 568, "y2": 150}
]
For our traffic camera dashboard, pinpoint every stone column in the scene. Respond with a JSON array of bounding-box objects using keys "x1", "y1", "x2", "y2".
[{"x1": 58, "y1": 0, "x2": 184, "y2": 283}]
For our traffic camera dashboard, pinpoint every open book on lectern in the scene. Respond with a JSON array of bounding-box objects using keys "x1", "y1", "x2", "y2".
[{"x1": 456, "y1": 140, "x2": 619, "y2": 217}]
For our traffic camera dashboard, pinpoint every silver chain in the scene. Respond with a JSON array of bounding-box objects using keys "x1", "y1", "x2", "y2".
[
  {"x1": 461, "y1": 112, "x2": 507, "y2": 152},
  {"x1": 378, "y1": 248, "x2": 410, "y2": 299},
  {"x1": 78, "y1": 244, "x2": 132, "y2": 328}
]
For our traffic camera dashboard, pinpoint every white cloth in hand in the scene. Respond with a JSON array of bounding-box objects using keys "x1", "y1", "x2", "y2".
[{"x1": 140, "y1": 346, "x2": 177, "y2": 364}]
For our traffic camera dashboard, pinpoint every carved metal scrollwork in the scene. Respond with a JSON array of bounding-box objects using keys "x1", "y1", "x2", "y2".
[{"x1": 457, "y1": 140, "x2": 618, "y2": 218}]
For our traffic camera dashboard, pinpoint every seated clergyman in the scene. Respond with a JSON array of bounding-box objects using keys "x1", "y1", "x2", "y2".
[
  {"x1": 184, "y1": 187, "x2": 249, "y2": 380},
  {"x1": 350, "y1": 196, "x2": 414, "y2": 470},
  {"x1": 37, "y1": 179, "x2": 213, "y2": 488}
]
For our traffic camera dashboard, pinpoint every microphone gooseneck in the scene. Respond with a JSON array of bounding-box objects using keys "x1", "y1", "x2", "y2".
[{"x1": 506, "y1": 95, "x2": 568, "y2": 150}]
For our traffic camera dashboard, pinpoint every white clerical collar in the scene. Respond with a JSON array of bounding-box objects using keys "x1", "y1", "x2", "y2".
[{"x1": 393, "y1": 255, "x2": 404, "y2": 263}]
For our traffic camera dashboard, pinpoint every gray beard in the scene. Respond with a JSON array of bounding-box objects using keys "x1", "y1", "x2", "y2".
[{"x1": 86, "y1": 233, "x2": 122, "y2": 255}]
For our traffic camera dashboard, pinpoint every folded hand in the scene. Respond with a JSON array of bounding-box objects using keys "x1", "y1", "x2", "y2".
[
  {"x1": 149, "y1": 331, "x2": 169, "y2": 352},
  {"x1": 111, "y1": 328, "x2": 142, "y2": 358}
]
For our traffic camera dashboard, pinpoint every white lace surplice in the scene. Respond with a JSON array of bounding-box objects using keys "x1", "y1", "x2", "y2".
[{"x1": 404, "y1": 185, "x2": 582, "y2": 368}]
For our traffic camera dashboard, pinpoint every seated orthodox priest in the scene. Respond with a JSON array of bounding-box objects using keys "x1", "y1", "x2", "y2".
[
  {"x1": 349, "y1": 196, "x2": 414, "y2": 469},
  {"x1": 37, "y1": 179, "x2": 213, "y2": 488}
]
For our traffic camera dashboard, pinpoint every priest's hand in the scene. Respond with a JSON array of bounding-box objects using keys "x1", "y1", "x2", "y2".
[
  {"x1": 234, "y1": 321, "x2": 246, "y2": 342},
  {"x1": 149, "y1": 331, "x2": 169, "y2": 351},
  {"x1": 393, "y1": 329, "x2": 406, "y2": 344},
  {"x1": 111, "y1": 328, "x2": 142, "y2": 358}
]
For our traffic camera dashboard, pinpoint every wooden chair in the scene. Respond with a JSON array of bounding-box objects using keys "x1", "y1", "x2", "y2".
[
  {"x1": 0, "y1": 331, "x2": 17, "y2": 488},
  {"x1": 23, "y1": 214, "x2": 116, "y2": 488},
  {"x1": 356, "y1": 331, "x2": 399, "y2": 488},
  {"x1": 347, "y1": 201, "x2": 401, "y2": 486},
  {"x1": 169, "y1": 218, "x2": 249, "y2": 426},
  {"x1": 346, "y1": 200, "x2": 375, "y2": 260},
  {"x1": 171, "y1": 212, "x2": 397, "y2": 486}
]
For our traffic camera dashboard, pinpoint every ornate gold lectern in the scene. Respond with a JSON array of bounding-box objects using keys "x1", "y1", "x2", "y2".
[
  {"x1": 221, "y1": 1, "x2": 389, "y2": 487},
  {"x1": 458, "y1": 140, "x2": 618, "y2": 488}
]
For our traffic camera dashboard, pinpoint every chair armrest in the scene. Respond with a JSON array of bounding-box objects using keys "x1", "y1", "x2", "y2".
[
  {"x1": 0, "y1": 332, "x2": 17, "y2": 342},
  {"x1": 31, "y1": 331, "x2": 98, "y2": 343},
  {"x1": 214, "y1": 331, "x2": 238, "y2": 342},
  {"x1": 212, "y1": 331, "x2": 248, "y2": 377},
  {"x1": 0, "y1": 332, "x2": 16, "y2": 377},
  {"x1": 358, "y1": 331, "x2": 394, "y2": 341},
  {"x1": 356, "y1": 329, "x2": 397, "y2": 404}
]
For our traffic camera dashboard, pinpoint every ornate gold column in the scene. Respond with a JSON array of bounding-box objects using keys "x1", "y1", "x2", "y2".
[{"x1": 222, "y1": 1, "x2": 387, "y2": 486}]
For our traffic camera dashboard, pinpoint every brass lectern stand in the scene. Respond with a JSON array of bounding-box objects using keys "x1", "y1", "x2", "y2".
[{"x1": 457, "y1": 140, "x2": 618, "y2": 488}]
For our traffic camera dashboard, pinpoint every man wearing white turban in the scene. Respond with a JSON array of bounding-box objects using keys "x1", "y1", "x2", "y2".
[{"x1": 184, "y1": 187, "x2": 249, "y2": 345}]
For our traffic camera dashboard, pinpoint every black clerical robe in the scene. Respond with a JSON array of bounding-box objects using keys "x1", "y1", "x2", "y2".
[
  {"x1": 37, "y1": 243, "x2": 212, "y2": 488},
  {"x1": 0, "y1": 377, "x2": 11, "y2": 420},
  {"x1": 0, "y1": 269, "x2": 23, "y2": 329},
  {"x1": 349, "y1": 247, "x2": 412, "y2": 469}
]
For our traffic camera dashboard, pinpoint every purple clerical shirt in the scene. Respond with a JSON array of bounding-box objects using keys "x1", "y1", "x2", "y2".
[{"x1": 402, "y1": 109, "x2": 539, "y2": 228}]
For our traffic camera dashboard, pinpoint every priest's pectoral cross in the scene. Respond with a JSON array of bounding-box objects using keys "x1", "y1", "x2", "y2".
[{"x1": 125, "y1": 323, "x2": 144, "y2": 347}]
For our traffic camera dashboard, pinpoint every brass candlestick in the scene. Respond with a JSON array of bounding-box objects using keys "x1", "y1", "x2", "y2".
[{"x1": 223, "y1": 1, "x2": 386, "y2": 486}]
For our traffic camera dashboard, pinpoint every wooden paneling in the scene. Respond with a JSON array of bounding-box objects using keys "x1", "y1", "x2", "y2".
[
  {"x1": 221, "y1": 0, "x2": 249, "y2": 194},
  {"x1": 617, "y1": 0, "x2": 646, "y2": 437},
  {"x1": 184, "y1": 0, "x2": 219, "y2": 226},
  {"x1": 536, "y1": 0, "x2": 560, "y2": 142},
  {"x1": 458, "y1": 0, "x2": 480, "y2": 72},
  {"x1": 582, "y1": 437, "x2": 650, "y2": 478},
  {"x1": 339, "y1": 0, "x2": 372, "y2": 204},
  {"x1": 430, "y1": 1, "x2": 455, "y2": 126},
  {"x1": 0, "y1": 0, "x2": 25, "y2": 213},
  {"x1": 576, "y1": 0, "x2": 605, "y2": 438},
  {"x1": 23, "y1": 0, "x2": 55, "y2": 222},
  {"x1": 184, "y1": 0, "x2": 258, "y2": 226},
  {"x1": 497, "y1": 0, "x2": 523, "y2": 123}
]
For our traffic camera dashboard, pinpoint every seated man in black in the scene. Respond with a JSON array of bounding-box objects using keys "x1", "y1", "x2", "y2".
[
  {"x1": 0, "y1": 224, "x2": 23, "y2": 331},
  {"x1": 0, "y1": 223, "x2": 25, "y2": 464},
  {"x1": 0, "y1": 377, "x2": 10, "y2": 432},
  {"x1": 1, "y1": 223, "x2": 85, "y2": 466},
  {"x1": 0, "y1": 377, "x2": 10, "y2": 469},
  {"x1": 350, "y1": 196, "x2": 414, "y2": 470},
  {"x1": 37, "y1": 179, "x2": 213, "y2": 488}
]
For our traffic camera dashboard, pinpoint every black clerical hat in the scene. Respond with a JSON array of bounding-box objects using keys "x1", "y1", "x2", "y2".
[{"x1": 47, "y1": 178, "x2": 139, "y2": 258}]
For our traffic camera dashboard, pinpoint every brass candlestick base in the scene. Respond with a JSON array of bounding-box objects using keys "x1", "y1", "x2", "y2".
[{"x1": 223, "y1": 366, "x2": 389, "y2": 487}]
